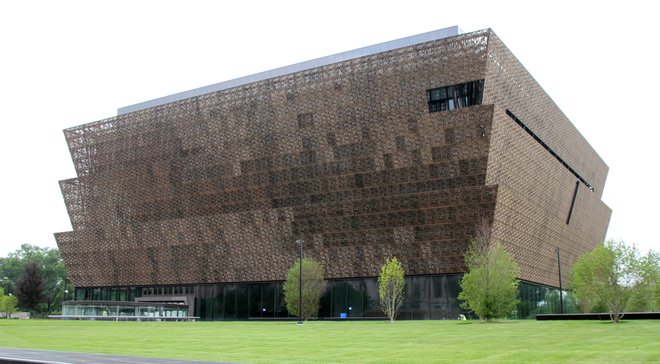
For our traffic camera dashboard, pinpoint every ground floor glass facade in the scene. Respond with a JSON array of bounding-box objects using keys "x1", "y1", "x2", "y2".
[
  {"x1": 517, "y1": 280, "x2": 576, "y2": 318},
  {"x1": 73, "y1": 275, "x2": 567, "y2": 320},
  {"x1": 62, "y1": 301, "x2": 189, "y2": 318}
]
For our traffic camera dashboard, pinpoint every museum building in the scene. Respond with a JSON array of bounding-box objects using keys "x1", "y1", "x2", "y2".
[{"x1": 55, "y1": 26, "x2": 611, "y2": 320}]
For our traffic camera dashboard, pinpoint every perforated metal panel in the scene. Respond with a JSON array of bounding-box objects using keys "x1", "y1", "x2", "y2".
[
  {"x1": 483, "y1": 33, "x2": 611, "y2": 287},
  {"x1": 55, "y1": 29, "x2": 609, "y2": 290}
]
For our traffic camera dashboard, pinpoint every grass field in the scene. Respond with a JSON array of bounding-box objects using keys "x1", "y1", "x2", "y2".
[{"x1": 1, "y1": 319, "x2": 659, "y2": 363}]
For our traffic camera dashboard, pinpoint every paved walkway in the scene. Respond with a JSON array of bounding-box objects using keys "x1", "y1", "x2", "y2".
[{"x1": 0, "y1": 348, "x2": 230, "y2": 364}]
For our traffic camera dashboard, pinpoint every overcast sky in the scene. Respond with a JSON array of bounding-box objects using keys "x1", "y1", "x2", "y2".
[{"x1": 0, "y1": 1, "x2": 657, "y2": 257}]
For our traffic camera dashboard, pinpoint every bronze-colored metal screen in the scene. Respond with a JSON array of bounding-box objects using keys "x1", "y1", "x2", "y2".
[
  {"x1": 55, "y1": 29, "x2": 609, "y2": 289},
  {"x1": 483, "y1": 32, "x2": 611, "y2": 287}
]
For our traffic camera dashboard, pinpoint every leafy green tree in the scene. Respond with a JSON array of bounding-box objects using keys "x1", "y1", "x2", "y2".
[
  {"x1": 378, "y1": 257, "x2": 405, "y2": 322},
  {"x1": 458, "y1": 223, "x2": 520, "y2": 321},
  {"x1": 1, "y1": 294, "x2": 18, "y2": 318},
  {"x1": 0, "y1": 244, "x2": 68, "y2": 314},
  {"x1": 570, "y1": 240, "x2": 644, "y2": 323},
  {"x1": 283, "y1": 258, "x2": 326, "y2": 320},
  {"x1": 0, "y1": 259, "x2": 21, "y2": 296},
  {"x1": 568, "y1": 289, "x2": 606, "y2": 314},
  {"x1": 627, "y1": 250, "x2": 659, "y2": 312},
  {"x1": 15, "y1": 262, "x2": 46, "y2": 314}
]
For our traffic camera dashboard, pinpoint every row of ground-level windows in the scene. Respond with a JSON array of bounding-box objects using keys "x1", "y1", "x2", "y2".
[
  {"x1": 194, "y1": 275, "x2": 463, "y2": 320},
  {"x1": 74, "y1": 276, "x2": 566, "y2": 320},
  {"x1": 75, "y1": 285, "x2": 195, "y2": 302}
]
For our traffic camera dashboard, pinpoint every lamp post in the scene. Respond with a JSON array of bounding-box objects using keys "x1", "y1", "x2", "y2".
[
  {"x1": 555, "y1": 247, "x2": 564, "y2": 314},
  {"x1": 296, "y1": 239, "x2": 304, "y2": 325}
]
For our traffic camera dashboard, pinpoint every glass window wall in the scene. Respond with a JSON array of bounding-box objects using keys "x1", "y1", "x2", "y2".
[{"x1": 72, "y1": 275, "x2": 569, "y2": 320}]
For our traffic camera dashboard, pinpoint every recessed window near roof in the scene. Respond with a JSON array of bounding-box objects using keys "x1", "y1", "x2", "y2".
[{"x1": 427, "y1": 80, "x2": 484, "y2": 113}]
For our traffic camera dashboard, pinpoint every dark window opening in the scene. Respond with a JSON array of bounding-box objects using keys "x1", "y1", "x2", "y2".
[
  {"x1": 431, "y1": 145, "x2": 452, "y2": 162},
  {"x1": 384, "y1": 154, "x2": 394, "y2": 169},
  {"x1": 459, "y1": 160, "x2": 470, "y2": 175},
  {"x1": 326, "y1": 132, "x2": 336, "y2": 146},
  {"x1": 411, "y1": 149, "x2": 422, "y2": 165},
  {"x1": 408, "y1": 118, "x2": 419, "y2": 133},
  {"x1": 354, "y1": 174, "x2": 364, "y2": 188},
  {"x1": 427, "y1": 80, "x2": 484, "y2": 113},
  {"x1": 444, "y1": 128, "x2": 455, "y2": 144},
  {"x1": 299, "y1": 150, "x2": 317, "y2": 164},
  {"x1": 302, "y1": 137, "x2": 313, "y2": 150},
  {"x1": 361, "y1": 126, "x2": 370, "y2": 140},
  {"x1": 297, "y1": 113, "x2": 313, "y2": 127},
  {"x1": 395, "y1": 136, "x2": 406, "y2": 151}
]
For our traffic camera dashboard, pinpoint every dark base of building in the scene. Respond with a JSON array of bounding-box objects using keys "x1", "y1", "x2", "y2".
[{"x1": 70, "y1": 275, "x2": 565, "y2": 321}]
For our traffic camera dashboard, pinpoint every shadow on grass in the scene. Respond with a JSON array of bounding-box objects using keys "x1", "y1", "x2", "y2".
[
  {"x1": 457, "y1": 320, "x2": 521, "y2": 325},
  {"x1": 598, "y1": 320, "x2": 630, "y2": 324}
]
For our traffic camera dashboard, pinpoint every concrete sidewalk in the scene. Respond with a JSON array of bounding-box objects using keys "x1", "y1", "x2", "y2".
[{"x1": 0, "y1": 348, "x2": 230, "y2": 364}]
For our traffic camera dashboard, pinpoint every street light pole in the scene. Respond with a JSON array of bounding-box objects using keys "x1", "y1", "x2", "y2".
[
  {"x1": 297, "y1": 239, "x2": 304, "y2": 325},
  {"x1": 555, "y1": 247, "x2": 564, "y2": 314}
]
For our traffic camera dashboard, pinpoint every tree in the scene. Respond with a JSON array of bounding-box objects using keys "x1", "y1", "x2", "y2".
[
  {"x1": 378, "y1": 257, "x2": 405, "y2": 322},
  {"x1": 38, "y1": 248, "x2": 68, "y2": 314},
  {"x1": 458, "y1": 222, "x2": 520, "y2": 321},
  {"x1": 0, "y1": 244, "x2": 69, "y2": 314},
  {"x1": 1, "y1": 294, "x2": 18, "y2": 318},
  {"x1": 15, "y1": 262, "x2": 46, "y2": 314},
  {"x1": 283, "y1": 258, "x2": 326, "y2": 320},
  {"x1": 568, "y1": 289, "x2": 607, "y2": 314},
  {"x1": 620, "y1": 250, "x2": 659, "y2": 312},
  {"x1": 570, "y1": 240, "x2": 645, "y2": 323}
]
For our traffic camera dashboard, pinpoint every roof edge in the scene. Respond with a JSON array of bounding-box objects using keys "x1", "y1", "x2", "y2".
[{"x1": 117, "y1": 25, "x2": 463, "y2": 115}]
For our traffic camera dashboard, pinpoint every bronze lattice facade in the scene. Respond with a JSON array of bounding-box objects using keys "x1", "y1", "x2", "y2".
[{"x1": 56, "y1": 27, "x2": 610, "y2": 318}]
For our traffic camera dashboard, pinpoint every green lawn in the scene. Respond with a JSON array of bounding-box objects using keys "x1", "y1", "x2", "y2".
[{"x1": 1, "y1": 319, "x2": 659, "y2": 363}]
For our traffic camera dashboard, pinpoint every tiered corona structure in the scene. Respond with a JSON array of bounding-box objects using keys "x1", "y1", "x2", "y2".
[{"x1": 56, "y1": 27, "x2": 611, "y2": 320}]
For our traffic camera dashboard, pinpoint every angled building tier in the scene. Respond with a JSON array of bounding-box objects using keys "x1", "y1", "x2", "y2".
[{"x1": 56, "y1": 26, "x2": 611, "y2": 320}]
